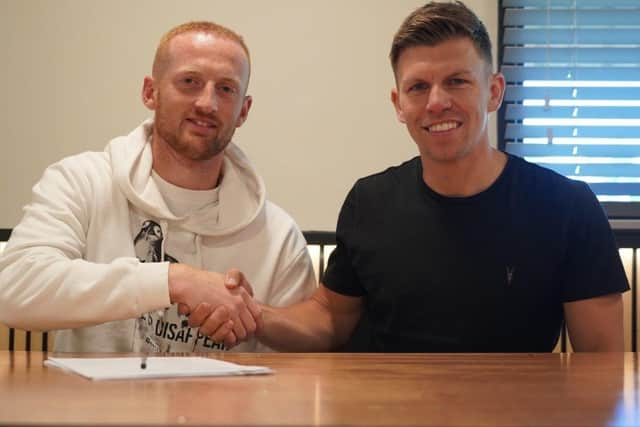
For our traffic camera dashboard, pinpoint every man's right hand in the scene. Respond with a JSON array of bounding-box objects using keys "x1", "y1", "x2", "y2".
[
  {"x1": 168, "y1": 264, "x2": 260, "y2": 344},
  {"x1": 181, "y1": 268, "x2": 262, "y2": 348}
]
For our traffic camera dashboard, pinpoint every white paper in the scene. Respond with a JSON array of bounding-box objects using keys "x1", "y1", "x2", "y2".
[{"x1": 44, "y1": 356, "x2": 273, "y2": 381}]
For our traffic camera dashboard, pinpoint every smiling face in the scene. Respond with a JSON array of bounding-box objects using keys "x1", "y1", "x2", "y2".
[
  {"x1": 391, "y1": 37, "x2": 504, "y2": 166},
  {"x1": 142, "y1": 31, "x2": 252, "y2": 163}
]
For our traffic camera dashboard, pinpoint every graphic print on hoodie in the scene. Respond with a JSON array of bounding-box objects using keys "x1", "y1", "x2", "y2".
[
  {"x1": 133, "y1": 219, "x2": 225, "y2": 352},
  {"x1": 134, "y1": 220, "x2": 178, "y2": 263}
]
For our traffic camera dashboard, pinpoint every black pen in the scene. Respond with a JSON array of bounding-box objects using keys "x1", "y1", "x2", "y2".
[
  {"x1": 139, "y1": 308, "x2": 169, "y2": 369},
  {"x1": 138, "y1": 314, "x2": 150, "y2": 370}
]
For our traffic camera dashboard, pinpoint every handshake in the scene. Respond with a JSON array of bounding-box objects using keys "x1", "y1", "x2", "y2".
[{"x1": 168, "y1": 263, "x2": 262, "y2": 348}]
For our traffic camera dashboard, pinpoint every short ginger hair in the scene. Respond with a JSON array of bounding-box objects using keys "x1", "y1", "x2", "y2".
[{"x1": 152, "y1": 21, "x2": 251, "y2": 78}]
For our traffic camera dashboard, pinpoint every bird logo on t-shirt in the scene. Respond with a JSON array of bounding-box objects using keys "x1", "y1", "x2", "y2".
[{"x1": 133, "y1": 219, "x2": 178, "y2": 263}]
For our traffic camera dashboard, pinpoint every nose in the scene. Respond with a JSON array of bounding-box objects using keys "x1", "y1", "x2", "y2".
[
  {"x1": 426, "y1": 84, "x2": 452, "y2": 114},
  {"x1": 194, "y1": 82, "x2": 218, "y2": 114}
]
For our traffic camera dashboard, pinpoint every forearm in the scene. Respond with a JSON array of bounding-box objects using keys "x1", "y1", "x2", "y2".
[
  {"x1": 0, "y1": 248, "x2": 169, "y2": 331},
  {"x1": 256, "y1": 285, "x2": 363, "y2": 352},
  {"x1": 0, "y1": 159, "x2": 173, "y2": 331},
  {"x1": 256, "y1": 298, "x2": 338, "y2": 352}
]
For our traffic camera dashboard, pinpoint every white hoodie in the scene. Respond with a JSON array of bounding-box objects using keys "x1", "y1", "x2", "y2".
[{"x1": 0, "y1": 120, "x2": 317, "y2": 352}]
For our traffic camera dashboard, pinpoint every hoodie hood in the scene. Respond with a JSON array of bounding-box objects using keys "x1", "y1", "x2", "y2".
[{"x1": 108, "y1": 119, "x2": 265, "y2": 237}]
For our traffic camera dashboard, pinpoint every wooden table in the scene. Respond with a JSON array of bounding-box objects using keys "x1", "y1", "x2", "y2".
[{"x1": 1, "y1": 351, "x2": 638, "y2": 426}]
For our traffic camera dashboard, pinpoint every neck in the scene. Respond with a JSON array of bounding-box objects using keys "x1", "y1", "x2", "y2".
[
  {"x1": 150, "y1": 138, "x2": 224, "y2": 191},
  {"x1": 421, "y1": 145, "x2": 506, "y2": 197}
]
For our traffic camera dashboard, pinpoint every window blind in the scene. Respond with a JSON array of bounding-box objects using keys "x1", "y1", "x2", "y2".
[{"x1": 500, "y1": 0, "x2": 640, "y2": 217}]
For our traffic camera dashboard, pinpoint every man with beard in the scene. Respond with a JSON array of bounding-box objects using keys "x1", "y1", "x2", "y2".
[{"x1": 0, "y1": 22, "x2": 316, "y2": 353}]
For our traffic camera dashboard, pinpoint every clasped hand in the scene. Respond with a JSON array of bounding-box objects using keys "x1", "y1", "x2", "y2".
[{"x1": 169, "y1": 264, "x2": 260, "y2": 348}]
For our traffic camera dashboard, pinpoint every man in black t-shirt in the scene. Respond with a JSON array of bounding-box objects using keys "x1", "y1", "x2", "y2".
[{"x1": 204, "y1": 1, "x2": 629, "y2": 352}]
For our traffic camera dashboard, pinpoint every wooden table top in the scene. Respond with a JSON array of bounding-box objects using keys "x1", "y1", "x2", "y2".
[{"x1": 1, "y1": 351, "x2": 638, "y2": 426}]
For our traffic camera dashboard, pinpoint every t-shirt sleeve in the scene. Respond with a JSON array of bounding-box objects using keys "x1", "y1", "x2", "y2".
[
  {"x1": 561, "y1": 181, "x2": 630, "y2": 302},
  {"x1": 322, "y1": 184, "x2": 366, "y2": 297}
]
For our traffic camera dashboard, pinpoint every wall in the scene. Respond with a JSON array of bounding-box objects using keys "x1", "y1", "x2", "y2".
[{"x1": 1, "y1": 0, "x2": 498, "y2": 230}]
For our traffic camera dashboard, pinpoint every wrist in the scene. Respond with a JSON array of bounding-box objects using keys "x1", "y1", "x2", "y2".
[
  {"x1": 255, "y1": 304, "x2": 270, "y2": 339},
  {"x1": 168, "y1": 263, "x2": 188, "y2": 304}
]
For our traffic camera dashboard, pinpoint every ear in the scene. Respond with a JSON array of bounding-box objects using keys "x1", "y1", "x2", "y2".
[
  {"x1": 235, "y1": 95, "x2": 253, "y2": 128},
  {"x1": 487, "y1": 72, "x2": 505, "y2": 113},
  {"x1": 141, "y1": 76, "x2": 158, "y2": 111},
  {"x1": 391, "y1": 87, "x2": 407, "y2": 124}
]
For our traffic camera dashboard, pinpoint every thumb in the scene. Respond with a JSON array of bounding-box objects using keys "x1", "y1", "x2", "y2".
[{"x1": 225, "y1": 268, "x2": 253, "y2": 297}]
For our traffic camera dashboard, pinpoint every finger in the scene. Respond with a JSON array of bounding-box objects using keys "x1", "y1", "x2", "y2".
[
  {"x1": 231, "y1": 314, "x2": 248, "y2": 341},
  {"x1": 223, "y1": 331, "x2": 237, "y2": 349},
  {"x1": 187, "y1": 302, "x2": 214, "y2": 328},
  {"x1": 239, "y1": 275, "x2": 254, "y2": 297},
  {"x1": 210, "y1": 320, "x2": 234, "y2": 344},
  {"x1": 238, "y1": 305, "x2": 257, "y2": 336},
  {"x1": 240, "y1": 291, "x2": 262, "y2": 322},
  {"x1": 236, "y1": 292, "x2": 258, "y2": 335},
  {"x1": 198, "y1": 306, "x2": 230, "y2": 336},
  {"x1": 177, "y1": 303, "x2": 191, "y2": 316}
]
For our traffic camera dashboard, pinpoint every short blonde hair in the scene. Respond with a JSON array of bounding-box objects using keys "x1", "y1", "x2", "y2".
[{"x1": 152, "y1": 21, "x2": 251, "y2": 78}]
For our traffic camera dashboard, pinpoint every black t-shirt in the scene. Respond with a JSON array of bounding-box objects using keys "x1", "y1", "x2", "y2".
[{"x1": 323, "y1": 154, "x2": 629, "y2": 352}]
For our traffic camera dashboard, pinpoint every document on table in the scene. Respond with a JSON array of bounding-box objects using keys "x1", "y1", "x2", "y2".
[{"x1": 44, "y1": 357, "x2": 273, "y2": 381}]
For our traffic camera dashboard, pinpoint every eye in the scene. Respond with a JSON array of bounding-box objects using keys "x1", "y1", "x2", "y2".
[
  {"x1": 448, "y1": 77, "x2": 468, "y2": 86},
  {"x1": 407, "y1": 82, "x2": 428, "y2": 93},
  {"x1": 217, "y1": 85, "x2": 238, "y2": 96},
  {"x1": 178, "y1": 76, "x2": 201, "y2": 89}
]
